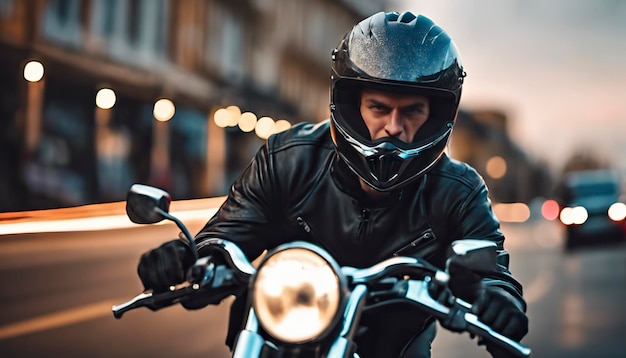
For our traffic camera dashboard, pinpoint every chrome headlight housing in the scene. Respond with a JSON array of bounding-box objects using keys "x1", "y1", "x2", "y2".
[{"x1": 251, "y1": 242, "x2": 345, "y2": 344}]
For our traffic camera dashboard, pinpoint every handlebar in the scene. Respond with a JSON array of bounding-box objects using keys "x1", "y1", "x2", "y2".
[
  {"x1": 113, "y1": 240, "x2": 530, "y2": 357},
  {"x1": 113, "y1": 256, "x2": 216, "y2": 319},
  {"x1": 344, "y1": 255, "x2": 530, "y2": 357},
  {"x1": 403, "y1": 278, "x2": 531, "y2": 357}
]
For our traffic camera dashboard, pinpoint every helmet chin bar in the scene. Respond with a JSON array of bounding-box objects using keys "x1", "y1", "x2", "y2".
[
  {"x1": 366, "y1": 154, "x2": 401, "y2": 184},
  {"x1": 331, "y1": 121, "x2": 451, "y2": 191},
  {"x1": 362, "y1": 154, "x2": 441, "y2": 192},
  {"x1": 334, "y1": 121, "x2": 452, "y2": 160},
  {"x1": 336, "y1": 146, "x2": 445, "y2": 192}
]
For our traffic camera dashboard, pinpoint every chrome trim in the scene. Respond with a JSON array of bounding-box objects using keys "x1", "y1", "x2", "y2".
[
  {"x1": 111, "y1": 292, "x2": 152, "y2": 317},
  {"x1": 334, "y1": 122, "x2": 452, "y2": 159},
  {"x1": 345, "y1": 256, "x2": 420, "y2": 283},
  {"x1": 464, "y1": 313, "x2": 532, "y2": 357},
  {"x1": 244, "y1": 307, "x2": 260, "y2": 331},
  {"x1": 326, "y1": 285, "x2": 368, "y2": 357},
  {"x1": 196, "y1": 238, "x2": 256, "y2": 276},
  {"x1": 404, "y1": 279, "x2": 449, "y2": 315},
  {"x1": 337, "y1": 284, "x2": 368, "y2": 338},
  {"x1": 404, "y1": 280, "x2": 531, "y2": 357}
]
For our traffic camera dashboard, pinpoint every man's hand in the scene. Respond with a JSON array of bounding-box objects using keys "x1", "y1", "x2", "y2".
[
  {"x1": 137, "y1": 239, "x2": 195, "y2": 292},
  {"x1": 472, "y1": 286, "x2": 528, "y2": 342}
]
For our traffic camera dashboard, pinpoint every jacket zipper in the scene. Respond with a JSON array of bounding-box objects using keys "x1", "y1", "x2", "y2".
[
  {"x1": 393, "y1": 229, "x2": 434, "y2": 256},
  {"x1": 357, "y1": 208, "x2": 371, "y2": 241},
  {"x1": 296, "y1": 216, "x2": 312, "y2": 233}
]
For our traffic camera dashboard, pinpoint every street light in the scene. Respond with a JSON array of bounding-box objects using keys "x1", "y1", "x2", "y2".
[
  {"x1": 151, "y1": 98, "x2": 175, "y2": 189},
  {"x1": 23, "y1": 60, "x2": 45, "y2": 155}
]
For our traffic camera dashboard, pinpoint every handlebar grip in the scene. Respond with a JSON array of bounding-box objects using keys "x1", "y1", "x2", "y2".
[
  {"x1": 112, "y1": 259, "x2": 236, "y2": 319},
  {"x1": 463, "y1": 310, "x2": 531, "y2": 357}
]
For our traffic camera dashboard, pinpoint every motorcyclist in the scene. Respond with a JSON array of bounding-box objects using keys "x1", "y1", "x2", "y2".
[{"x1": 138, "y1": 11, "x2": 528, "y2": 357}]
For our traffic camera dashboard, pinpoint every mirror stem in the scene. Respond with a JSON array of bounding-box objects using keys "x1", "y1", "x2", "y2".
[{"x1": 154, "y1": 207, "x2": 199, "y2": 261}]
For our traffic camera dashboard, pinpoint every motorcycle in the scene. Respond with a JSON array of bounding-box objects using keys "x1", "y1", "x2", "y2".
[{"x1": 113, "y1": 184, "x2": 532, "y2": 357}]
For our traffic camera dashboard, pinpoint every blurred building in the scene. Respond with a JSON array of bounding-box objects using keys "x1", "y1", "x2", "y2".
[
  {"x1": 0, "y1": 0, "x2": 385, "y2": 211},
  {"x1": 0, "y1": 0, "x2": 549, "y2": 211},
  {"x1": 449, "y1": 108, "x2": 552, "y2": 203}
]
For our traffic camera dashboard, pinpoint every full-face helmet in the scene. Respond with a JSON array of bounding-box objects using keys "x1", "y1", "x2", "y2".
[{"x1": 330, "y1": 11, "x2": 466, "y2": 192}]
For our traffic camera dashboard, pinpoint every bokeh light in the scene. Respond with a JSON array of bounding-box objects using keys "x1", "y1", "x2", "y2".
[
  {"x1": 226, "y1": 105, "x2": 241, "y2": 127},
  {"x1": 274, "y1": 120, "x2": 292, "y2": 133},
  {"x1": 213, "y1": 108, "x2": 230, "y2": 128},
  {"x1": 541, "y1": 199, "x2": 560, "y2": 221},
  {"x1": 23, "y1": 61, "x2": 44, "y2": 82},
  {"x1": 153, "y1": 98, "x2": 175, "y2": 121},
  {"x1": 255, "y1": 117, "x2": 275, "y2": 139},
  {"x1": 213, "y1": 106, "x2": 291, "y2": 137},
  {"x1": 485, "y1": 156, "x2": 507, "y2": 179},
  {"x1": 492, "y1": 202, "x2": 530, "y2": 223},
  {"x1": 239, "y1": 112, "x2": 257, "y2": 132},
  {"x1": 95, "y1": 88, "x2": 116, "y2": 109},
  {"x1": 608, "y1": 202, "x2": 626, "y2": 222},
  {"x1": 560, "y1": 206, "x2": 588, "y2": 225}
]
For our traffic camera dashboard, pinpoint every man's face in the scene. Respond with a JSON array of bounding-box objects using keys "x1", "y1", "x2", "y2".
[{"x1": 359, "y1": 88, "x2": 430, "y2": 143}]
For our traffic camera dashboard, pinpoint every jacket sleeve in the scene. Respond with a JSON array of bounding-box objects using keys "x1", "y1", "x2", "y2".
[
  {"x1": 452, "y1": 180, "x2": 527, "y2": 312},
  {"x1": 194, "y1": 144, "x2": 281, "y2": 261}
]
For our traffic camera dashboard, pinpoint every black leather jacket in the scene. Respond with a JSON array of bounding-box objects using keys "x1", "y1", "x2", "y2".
[{"x1": 195, "y1": 120, "x2": 525, "y2": 356}]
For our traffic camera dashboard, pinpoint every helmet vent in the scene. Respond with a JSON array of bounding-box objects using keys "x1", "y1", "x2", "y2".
[{"x1": 396, "y1": 12, "x2": 417, "y2": 24}]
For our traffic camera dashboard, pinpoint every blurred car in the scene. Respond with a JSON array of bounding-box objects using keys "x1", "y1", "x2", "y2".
[{"x1": 557, "y1": 169, "x2": 626, "y2": 250}]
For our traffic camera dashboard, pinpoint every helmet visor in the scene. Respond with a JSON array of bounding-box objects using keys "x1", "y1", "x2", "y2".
[
  {"x1": 332, "y1": 79, "x2": 455, "y2": 152},
  {"x1": 330, "y1": 79, "x2": 455, "y2": 190}
]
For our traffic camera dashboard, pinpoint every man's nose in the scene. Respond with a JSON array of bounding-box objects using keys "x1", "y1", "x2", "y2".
[{"x1": 384, "y1": 110, "x2": 404, "y2": 137}]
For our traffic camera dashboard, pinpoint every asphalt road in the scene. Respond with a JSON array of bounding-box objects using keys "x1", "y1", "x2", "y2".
[{"x1": 1, "y1": 218, "x2": 625, "y2": 357}]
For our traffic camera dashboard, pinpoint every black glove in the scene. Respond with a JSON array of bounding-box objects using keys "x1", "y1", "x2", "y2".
[
  {"x1": 137, "y1": 239, "x2": 195, "y2": 292},
  {"x1": 446, "y1": 265, "x2": 528, "y2": 356},
  {"x1": 472, "y1": 286, "x2": 528, "y2": 342}
]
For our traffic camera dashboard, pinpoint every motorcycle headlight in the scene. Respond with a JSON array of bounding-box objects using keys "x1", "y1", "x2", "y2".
[{"x1": 252, "y1": 244, "x2": 343, "y2": 344}]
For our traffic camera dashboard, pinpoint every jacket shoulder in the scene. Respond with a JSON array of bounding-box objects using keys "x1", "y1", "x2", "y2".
[
  {"x1": 263, "y1": 120, "x2": 335, "y2": 197},
  {"x1": 428, "y1": 154, "x2": 485, "y2": 190},
  {"x1": 267, "y1": 120, "x2": 334, "y2": 154}
]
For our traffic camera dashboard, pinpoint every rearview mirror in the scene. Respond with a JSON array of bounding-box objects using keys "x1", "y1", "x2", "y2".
[
  {"x1": 126, "y1": 184, "x2": 172, "y2": 224},
  {"x1": 447, "y1": 239, "x2": 497, "y2": 274}
]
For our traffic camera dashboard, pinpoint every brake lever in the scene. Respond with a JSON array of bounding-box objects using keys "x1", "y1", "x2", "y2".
[
  {"x1": 113, "y1": 257, "x2": 216, "y2": 319},
  {"x1": 112, "y1": 285, "x2": 198, "y2": 319},
  {"x1": 439, "y1": 297, "x2": 531, "y2": 356},
  {"x1": 403, "y1": 277, "x2": 531, "y2": 357},
  {"x1": 461, "y1": 305, "x2": 531, "y2": 357}
]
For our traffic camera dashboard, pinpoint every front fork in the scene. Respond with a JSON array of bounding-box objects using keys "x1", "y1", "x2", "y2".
[
  {"x1": 232, "y1": 309, "x2": 278, "y2": 358},
  {"x1": 326, "y1": 284, "x2": 368, "y2": 358}
]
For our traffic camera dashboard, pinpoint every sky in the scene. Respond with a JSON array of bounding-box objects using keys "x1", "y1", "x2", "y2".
[{"x1": 388, "y1": 0, "x2": 626, "y2": 175}]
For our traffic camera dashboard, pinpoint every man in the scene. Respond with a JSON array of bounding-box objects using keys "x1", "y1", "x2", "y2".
[{"x1": 138, "y1": 11, "x2": 528, "y2": 357}]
